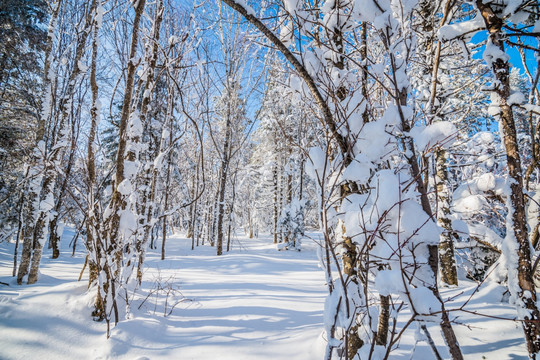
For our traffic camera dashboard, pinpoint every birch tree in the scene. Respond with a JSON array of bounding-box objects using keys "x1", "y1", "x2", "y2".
[
  {"x1": 91, "y1": 0, "x2": 147, "y2": 331},
  {"x1": 17, "y1": 0, "x2": 97, "y2": 285},
  {"x1": 220, "y1": 1, "x2": 465, "y2": 358}
]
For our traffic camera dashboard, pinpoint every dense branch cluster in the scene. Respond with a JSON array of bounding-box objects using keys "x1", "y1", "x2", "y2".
[{"x1": 1, "y1": 0, "x2": 540, "y2": 358}]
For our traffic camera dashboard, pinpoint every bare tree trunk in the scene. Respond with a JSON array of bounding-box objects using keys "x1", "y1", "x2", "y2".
[
  {"x1": 475, "y1": 2, "x2": 540, "y2": 357},
  {"x1": 25, "y1": 0, "x2": 96, "y2": 285},
  {"x1": 395, "y1": 66, "x2": 463, "y2": 359},
  {"x1": 284, "y1": 158, "x2": 293, "y2": 246},
  {"x1": 376, "y1": 295, "x2": 390, "y2": 345},
  {"x1": 209, "y1": 194, "x2": 219, "y2": 246},
  {"x1": 226, "y1": 170, "x2": 238, "y2": 252},
  {"x1": 12, "y1": 185, "x2": 26, "y2": 276},
  {"x1": 135, "y1": 0, "x2": 164, "y2": 284},
  {"x1": 86, "y1": 0, "x2": 103, "y2": 294},
  {"x1": 95, "y1": 0, "x2": 146, "y2": 327},
  {"x1": 49, "y1": 120, "x2": 78, "y2": 259},
  {"x1": 421, "y1": 0, "x2": 458, "y2": 287},
  {"x1": 161, "y1": 128, "x2": 173, "y2": 260},
  {"x1": 272, "y1": 165, "x2": 278, "y2": 244},
  {"x1": 247, "y1": 207, "x2": 253, "y2": 239},
  {"x1": 191, "y1": 158, "x2": 201, "y2": 250},
  {"x1": 437, "y1": 150, "x2": 458, "y2": 286},
  {"x1": 16, "y1": 0, "x2": 62, "y2": 285},
  {"x1": 186, "y1": 169, "x2": 194, "y2": 239},
  {"x1": 216, "y1": 115, "x2": 231, "y2": 256},
  {"x1": 202, "y1": 198, "x2": 211, "y2": 246}
]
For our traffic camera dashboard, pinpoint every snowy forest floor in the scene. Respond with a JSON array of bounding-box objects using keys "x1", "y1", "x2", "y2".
[{"x1": 0, "y1": 228, "x2": 531, "y2": 359}]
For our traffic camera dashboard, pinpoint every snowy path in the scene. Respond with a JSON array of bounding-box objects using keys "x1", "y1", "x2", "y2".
[
  {"x1": 0, "y1": 231, "x2": 327, "y2": 360},
  {"x1": 0, "y1": 229, "x2": 531, "y2": 359}
]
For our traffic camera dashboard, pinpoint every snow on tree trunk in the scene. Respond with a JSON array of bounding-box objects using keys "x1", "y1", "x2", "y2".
[
  {"x1": 17, "y1": 166, "x2": 43, "y2": 284},
  {"x1": 134, "y1": 0, "x2": 164, "y2": 284},
  {"x1": 49, "y1": 122, "x2": 77, "y2": 259},
  {"x1": 27, "y1": 0, "x2": 97, "y2": 284},
  {"x1": 18, "y1": 0, "x2": 96, "y2": 285},
  {"x1": 273, "y1": 165, "x2": 279, "y2": 244},
  {"x1": 86, "y1": 0, "x2": 104, "y2": 292},
  {"x1": 95, "y1": 0, "x2": 146, "y2": 330},
  {"x1": 386, "y1": 3, "x2": 463, "y2": 356},
  {"x1": 475, "y1": 1, "x2": 540, "y2": 356},
  {"x1": 420, "y1": 0, "x2": 459, "y2": 287},
  {"x1": 15, "y1": 0, "x2": 61, "y2": 285},
  {"x1": 437, "y1": 150, "x2": 458, "y2": 286}
]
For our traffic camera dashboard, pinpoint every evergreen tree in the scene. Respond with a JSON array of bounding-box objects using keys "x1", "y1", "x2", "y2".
[{"x1": 0, "y1": 0, "x2": 47, "y2": 243}]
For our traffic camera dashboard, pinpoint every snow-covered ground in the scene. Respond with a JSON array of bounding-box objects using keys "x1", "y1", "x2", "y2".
[{"x1": 0, "y1": 229, "x2": 530, "y2": 359}]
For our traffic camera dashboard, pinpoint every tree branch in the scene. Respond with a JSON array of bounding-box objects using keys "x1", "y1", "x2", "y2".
[{"x1": 220, "y1": 0, "x2": 353, "y2": 165}]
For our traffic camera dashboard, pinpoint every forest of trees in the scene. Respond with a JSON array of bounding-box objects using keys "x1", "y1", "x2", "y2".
[{"x1": 1, "y1": 0, "x2": 540, "y2": 358}]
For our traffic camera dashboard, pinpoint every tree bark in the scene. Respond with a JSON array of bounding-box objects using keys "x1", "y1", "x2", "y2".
[
  {"x1": 216, "y1": 115, "x2": 231, "y2": 256},
  {"x1": 376, "y1": 295, "x2": 390, "y2": 345},
  {"x1": 424, "y1": 0, "x2": 458, "y2": 287},
  {"x1": 25, "y1": 0, "x2": 96, "y2": 285},
  {"x1": 49, "y1": 121, "x2": 77, "y2": 259},
  {"x1": 95, "y1": 0, "x2": 146, "y2": 325},
  {"x1": 161, "y1": 119, "x2": 174, "y2": 260},
  {"x1": 135, "y1": 0, "x2": 164, "y2": 284},
  {"x1": 16, "y1": 0, "x2": 62, "y2": 285},
  {"x1": 86, "y1": 0, "x2": 103, "y2": 291},
  {"x1": 395, "y1": 64, "x2": 463, "y2": 358},
  {"x1": 475, "y1": 1, "x2": 540, "y2": 357},
  {"x1": 437, "y1": 150, "x2": 458, "y2": 286},
  {"x1": 273, "y1": 164, "x2": 279, "y2": 244}
]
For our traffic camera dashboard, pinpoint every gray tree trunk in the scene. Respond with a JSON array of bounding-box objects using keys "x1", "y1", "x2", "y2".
[
  {"x1": 475, "y1": 2, "x2": 540, "y2": 356},
  {"x1": 437, "y1": 150, "x2": 458, "y2": 286},
  {"x1": 216, "y1": 113, "x2": 232, "y2": 256}
]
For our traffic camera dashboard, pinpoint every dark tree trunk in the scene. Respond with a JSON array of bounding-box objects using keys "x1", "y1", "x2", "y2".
[
  {"x1": 216, "y1": 114, "x2": 231, "y2": 256},
  {"x1": 272, "y1": 165, "x2": 279, "y2": 244},
  {"x1": 475, "y1": 1, "x2": 540, "y2": 357}
]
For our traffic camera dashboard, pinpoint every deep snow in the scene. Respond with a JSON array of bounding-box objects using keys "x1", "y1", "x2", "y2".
[{"x1": 0, "y1": 228, "x2": 530, "y2": 359}]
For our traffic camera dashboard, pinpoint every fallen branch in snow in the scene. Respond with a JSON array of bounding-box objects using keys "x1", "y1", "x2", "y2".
[{"x1": 137, "y1": 272, "x2": 191, "y2": 317}]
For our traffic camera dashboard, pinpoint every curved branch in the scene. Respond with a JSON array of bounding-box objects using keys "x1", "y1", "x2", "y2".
[{"x1": 220, "y1": 0, "x2": 352, "y2": 165}]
